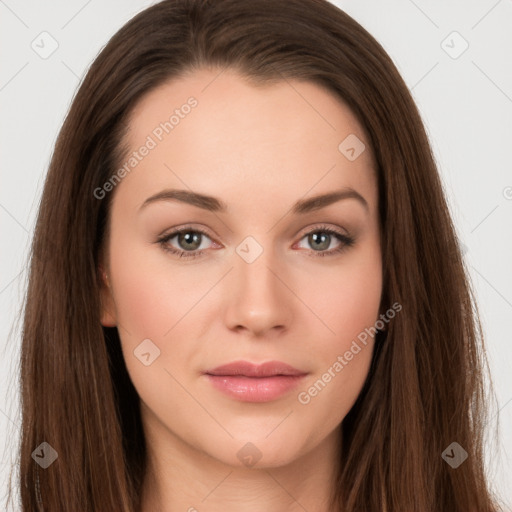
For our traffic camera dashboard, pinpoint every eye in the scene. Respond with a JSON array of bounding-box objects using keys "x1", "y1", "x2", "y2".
[
  {"x1": 157, "y1": 226, "x2": 216, "y2": 259},
  {"x1": 295, "y1": 224, "x2": 355, "y2": 257}
]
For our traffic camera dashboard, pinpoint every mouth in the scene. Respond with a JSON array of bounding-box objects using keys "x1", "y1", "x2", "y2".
[{"x1": 203, "y1": 360, "x2": 308, "y2": 402}]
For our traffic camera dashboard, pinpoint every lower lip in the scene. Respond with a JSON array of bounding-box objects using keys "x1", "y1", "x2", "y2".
[{"x1": 204, "y1": 374, "x2": 307, "y2": 402}]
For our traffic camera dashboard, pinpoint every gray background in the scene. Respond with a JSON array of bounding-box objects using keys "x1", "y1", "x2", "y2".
[{"x1": 1, "y1": 0, "x2": 511, "y2": 509}]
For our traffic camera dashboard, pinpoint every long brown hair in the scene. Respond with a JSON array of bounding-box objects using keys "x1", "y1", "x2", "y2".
[{"x1": 6, "y1": 0, "x2": 501, "y2": 510}]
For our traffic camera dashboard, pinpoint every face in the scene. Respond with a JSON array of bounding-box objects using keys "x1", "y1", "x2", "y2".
[{"x1": 99, "y1": 67, "x2": 383, "y2": 469}]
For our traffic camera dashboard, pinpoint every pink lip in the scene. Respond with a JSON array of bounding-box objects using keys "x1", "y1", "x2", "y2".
[{"x1": 204, "y1": 360, "x2": 308, "y2": 402}]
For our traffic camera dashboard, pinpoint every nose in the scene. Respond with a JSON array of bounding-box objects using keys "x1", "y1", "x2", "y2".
[{"x1": 223, "y1": 244, "x2": 294, "y2": 337}]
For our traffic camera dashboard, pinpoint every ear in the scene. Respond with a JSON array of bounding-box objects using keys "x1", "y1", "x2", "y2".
[{"x1": 98, "y1": 264, "x2": 117, "y2": 327}]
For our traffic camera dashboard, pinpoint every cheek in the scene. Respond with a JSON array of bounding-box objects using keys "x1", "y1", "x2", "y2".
[
  {"x1": 306, "y1": 251, "x2": 382, "y2": 346},
  {"x1": 108, "y1": 228, "x2": 205, "y2": 338},
  {"x1": 108, "y1": 252, "x2": 199, "y2": 407},
  {"x1": 297, "y1": 248, "x2": 381, "y2": 412},
  {"x1": 114, "y1": 269, "x2": 169, "y2": 337},
  {"x1": 295, "y1": 274, "x2": 379, "y2": 428}
]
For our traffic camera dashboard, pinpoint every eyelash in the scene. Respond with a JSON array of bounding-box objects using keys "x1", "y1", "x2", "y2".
[{"x1": 156, "y1": 224, "x2": 355, "y2": 260}]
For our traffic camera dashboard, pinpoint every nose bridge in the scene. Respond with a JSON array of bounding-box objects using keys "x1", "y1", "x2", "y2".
[{"x1": 224, "y1": 234, "x2": 292, "y2": 334}]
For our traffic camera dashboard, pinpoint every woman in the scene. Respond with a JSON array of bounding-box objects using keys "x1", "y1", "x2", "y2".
[{"x1": 7, "y1": 0, "x2": 501, "y2": 510}]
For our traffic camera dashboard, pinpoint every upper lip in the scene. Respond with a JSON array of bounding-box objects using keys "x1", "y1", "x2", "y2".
[{"x1": 204, "y1": 360, "x2": 307, "y2": 378}]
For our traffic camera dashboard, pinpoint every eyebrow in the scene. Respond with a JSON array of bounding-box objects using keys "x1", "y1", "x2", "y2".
[{"x1": 138, "y1": 187, "x2": 369, "y2": 214}]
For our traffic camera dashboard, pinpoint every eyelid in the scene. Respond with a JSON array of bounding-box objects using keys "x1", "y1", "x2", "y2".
[
  {"x1": 294, "y1": 222, "x2": 350, "y2": 239},
  {"x1": 158, "y1": 222, "x2": 349, "y2": 241}
]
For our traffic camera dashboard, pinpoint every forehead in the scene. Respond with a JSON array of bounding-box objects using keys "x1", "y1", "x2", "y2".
[{"x1": 116, "y1": 67, "x2": 377, "y2": 215}]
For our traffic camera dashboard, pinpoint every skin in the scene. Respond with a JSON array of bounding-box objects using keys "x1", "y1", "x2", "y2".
[{"x1": 99, "y1": 67, "x2": 383, "y2": 512}]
